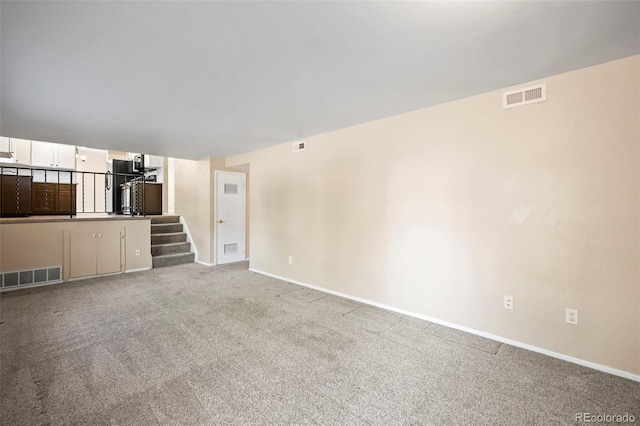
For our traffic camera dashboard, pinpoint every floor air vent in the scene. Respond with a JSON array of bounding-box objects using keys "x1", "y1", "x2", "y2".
[
  {"x1": 1, "y1": 266, "x2": 62, "y2": 291},
  {"x1": 503, "y1": 83, "x2": 546, "y2": 109}
]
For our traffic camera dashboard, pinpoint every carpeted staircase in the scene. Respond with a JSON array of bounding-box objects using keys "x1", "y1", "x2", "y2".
[{"x1": 151, "y1": 216, "x2": 195, "y2": 268}]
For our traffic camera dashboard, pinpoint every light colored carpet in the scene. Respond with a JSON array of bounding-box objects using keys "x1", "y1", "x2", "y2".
[{"x1": 1, "y1": 262, "x2": 638, "y2": 425}]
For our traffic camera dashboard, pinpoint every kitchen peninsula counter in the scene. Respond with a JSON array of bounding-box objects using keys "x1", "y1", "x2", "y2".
[{"x1": 0, "y1": 214, "x2": 153, "y2": 224}]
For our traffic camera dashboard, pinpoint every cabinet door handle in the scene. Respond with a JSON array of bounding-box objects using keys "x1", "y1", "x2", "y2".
[
  {"x1": 92, "y1": 234, "x2": 96, "y2": 237},
  {"x1": 98, "y1": 234, "x2": 102, "y2": 238}
]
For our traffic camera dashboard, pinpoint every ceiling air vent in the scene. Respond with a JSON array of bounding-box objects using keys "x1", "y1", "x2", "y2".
[
  {"x1": 292, "y1": 141, "x2": 306, "y2": 152},
  {"x1": 503, "y1": 83, "x2": 546, "y2": 109}
]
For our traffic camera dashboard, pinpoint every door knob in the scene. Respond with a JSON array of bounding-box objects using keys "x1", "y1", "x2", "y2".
[{"x1": 218, "y1": 219, "x2": 224, "y2": 224}]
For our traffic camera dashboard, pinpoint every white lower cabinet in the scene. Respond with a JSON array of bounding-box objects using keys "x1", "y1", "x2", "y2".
[{"x1": 69, "y1": 229, "x2": 123, "y2": 278}]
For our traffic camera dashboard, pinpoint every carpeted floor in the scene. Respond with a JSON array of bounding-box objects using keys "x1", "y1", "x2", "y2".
[{"x1": 1, "y1": 262, "x2": 638, "y2": 425}]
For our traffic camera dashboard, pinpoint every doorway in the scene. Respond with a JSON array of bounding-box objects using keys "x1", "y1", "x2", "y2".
[{"x1": 215, "y1": 171, "x2": 246, "y2": 264}]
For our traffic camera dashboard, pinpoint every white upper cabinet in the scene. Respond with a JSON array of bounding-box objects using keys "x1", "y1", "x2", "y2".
[
  {"x1": 31, "y1": 141, "x2": 76, "y2": 170},
  {"x1": 0, "y1": 137, "x2": 31, "y2": 165},
  {"x1": 13, "y1": 139, "x2": 32, "y2": 165},
  {"x1": 56, "y1": 144, "x2": 76, "y2": 169},
  {"x1": 31, "y1": 141, "x2": 56, "y2": 167},
  {"x1": 146, "y1": 155, "x2": 163, "y2": 168},
  {"x1": 0, "y1": 137, "x2": 10, "y2": 156}
]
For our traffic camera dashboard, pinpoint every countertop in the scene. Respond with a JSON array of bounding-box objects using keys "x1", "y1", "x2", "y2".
[{"x1": 0, "y1": 213, "x2": 154, "y2": 224}]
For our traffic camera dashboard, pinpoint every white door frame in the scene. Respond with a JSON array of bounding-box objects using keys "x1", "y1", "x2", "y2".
[
  {"x1": 167, "y1": 157, "x2": 175, "y2": 214},
  {"x1": 214, "y1": 170, "x2": 247, "y2": 264}
]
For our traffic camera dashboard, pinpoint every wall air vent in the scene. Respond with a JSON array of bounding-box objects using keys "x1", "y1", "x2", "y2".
[
  {"x1": 503, "y1": 83, "x2": 546, "y2": 109},
  {"x1": 1, "y1": 266, "x2": 62, "y2": 292},
  {"x1": 292, "y1": 141, "x2": 306, "y2": 152}
]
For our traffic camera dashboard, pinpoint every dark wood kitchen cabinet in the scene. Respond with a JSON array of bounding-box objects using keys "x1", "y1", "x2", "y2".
[
  {"x1": 32, "y1": 182, "x2": 76, "y2": 215},
  {"x1": 132, "y1": 182, "x2": 162, "y2": 215},
  {"x1": 0, "y1": 175, "x2": 32, "y2": 216}
]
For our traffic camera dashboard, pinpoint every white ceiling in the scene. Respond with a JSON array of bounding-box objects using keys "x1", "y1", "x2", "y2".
[{"x1": 1, "y1": 1, "x2": 639, "y2": 159}]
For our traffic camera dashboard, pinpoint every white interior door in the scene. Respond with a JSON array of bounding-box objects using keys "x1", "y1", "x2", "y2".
[{"x1": 216, "y1": 171, "x2": 246, "y2": 264}]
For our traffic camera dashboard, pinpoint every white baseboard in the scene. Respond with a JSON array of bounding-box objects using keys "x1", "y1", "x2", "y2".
[
  {"x1": 125, "y1": 267, "x2": 152, "y2": 273},
  {"x1": 179, "y1": 217, "x2": 199, "y2": 262},
  {"x1": 196, "y1": 261, "x2": 216, "y2": 266},
  {"x1": 249, "y1": 268, "x2": 640, "y2": 383}
]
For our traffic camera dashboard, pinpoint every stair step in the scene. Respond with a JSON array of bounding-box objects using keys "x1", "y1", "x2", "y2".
[
  {"x1": 151, "y1": 223, "x2": 183, "y2": 234},
  {"x1": 151, "y1": 242, "x2": 191, "y2": 256},
  {"x1": 151, "y1": 232, "x2": 187, "y2": 245},
  {"x1": 151, "y1": 215, "x2": 181, "y2": 225},
  {"x1": 153, "y1": 252, "x2": 195, "y2": 268}
]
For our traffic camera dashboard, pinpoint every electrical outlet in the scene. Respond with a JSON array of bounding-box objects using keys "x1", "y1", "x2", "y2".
[
  {"x1": 566, "y1": 308, "x2": 578, "y2": 325},
  {"x1": 503, "y1": 295, "x2": 514, "y2": 310},
  {"x1": 288, "y1": 256, "x2": 293, "y2": 264},
  {"x1": 135, "y1": 249, "x2": 141, "y2": 256}
]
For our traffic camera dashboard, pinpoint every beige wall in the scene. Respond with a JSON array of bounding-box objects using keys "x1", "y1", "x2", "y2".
[
  {"x1": 174, "y1": 157, "x2": 213, "y2": 263},
  {"x1": 172, "y1": 156, "x2": 249, "y2": 264},
  {"x1": 107, "y1": 150, "x2": 127, "y2": 161},
  {"x1": 227, "y1": 55, "x2": 640, "y2": 375},
  {"x1": 0, "y1": 219, "x2": 152, "y2": 280}
]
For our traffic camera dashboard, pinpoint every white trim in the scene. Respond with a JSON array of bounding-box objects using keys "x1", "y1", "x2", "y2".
[
  {"x1": 76, "y1": 146, "x2": 108, "y2": 153},
  {"x1": 249, "y1": 268, "x2": 640, "y2": 383},
  {"x1": 167, "y1": 157, "x2": 175, "y2": 214},
  {"x1": 221, "y1": 259, "x2": 248, "y2": 265},
  {"x1": 214, "y1": 170, "x2": 247, "y2": 265},
  {"x1": 0, "y1": 280, "x2": 63, "y2": 292},
  {"x1": 68, "y1": 271, "x2": 122, "y2": 281},
  {"x1": 196, "y1": 261, "x2": 216, "y2": 267},
  {"x1": 179, "y1": 216, "x2": 199, "y2": 262},
  {"x1": 125, "y1": 267, "x2": 152, "y2": 273}
]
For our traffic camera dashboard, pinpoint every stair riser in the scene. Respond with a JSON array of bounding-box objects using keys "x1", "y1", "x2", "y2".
[
  {"x1": 153, "y1": 253, "x2": 195, "y2": 268},
  {"x1": 151, "y1": 233, "x2": 187, "y2": 245},
  {"x1": 152, "y1": 243, "x2": 191, "y2": 256},
  {"x1": 151, "y1": 224, "x2": 183, "y2": 234},
  {"x1": 150, "y1": 216, "x2": 181, "y2": 225}
]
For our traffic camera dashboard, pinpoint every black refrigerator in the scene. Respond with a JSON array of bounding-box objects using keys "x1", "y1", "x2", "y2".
[{"x1": 107, "y1": 159, "x2": 141, "y2": 214}]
